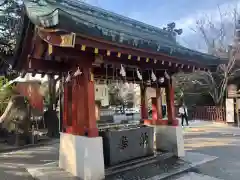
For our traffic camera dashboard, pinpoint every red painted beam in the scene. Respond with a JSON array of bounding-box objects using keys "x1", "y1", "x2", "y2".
[
  {"x1": 51, "y1": 46, "x2": 197, "y2": 73},
  {"x1": 25, "y1": 57, "x2": 70, "y2": 73}
]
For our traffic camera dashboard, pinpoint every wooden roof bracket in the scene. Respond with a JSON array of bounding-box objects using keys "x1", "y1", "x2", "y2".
[{"x1": 37, "y1": 27, "x2": 76, "y2": 48}]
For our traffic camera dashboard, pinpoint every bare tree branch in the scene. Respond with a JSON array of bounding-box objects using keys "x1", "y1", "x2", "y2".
[{"x1": 176, "y1": 3, "x2": 240, "y2": 106}]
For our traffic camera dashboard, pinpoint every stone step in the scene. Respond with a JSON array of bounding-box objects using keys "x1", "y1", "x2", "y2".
[
  {"x1": 170, "y1": 172, "x2": 224, "y2": 180},
  {"x1": 105, "y1": 152, "x2": 173, "y2": 176},
  {"x1": 26, "y1": 152, "x2": 218, "y2": 180},
  {"x1": 106, "y1": 156, "x2": 191, "y2": 180}
]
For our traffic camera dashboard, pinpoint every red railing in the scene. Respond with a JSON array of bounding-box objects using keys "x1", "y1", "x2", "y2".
[{"x1": 189, "y1": 106, "x2": 226, "y2": 122}]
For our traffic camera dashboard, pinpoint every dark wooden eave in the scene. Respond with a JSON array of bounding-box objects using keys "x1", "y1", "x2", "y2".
[
  {"x1": 13, "y1": 13, "x2": 35, "y2": 70},
  {"x1": 36, "y1": 28, "x2": 208, "y2": 70}
]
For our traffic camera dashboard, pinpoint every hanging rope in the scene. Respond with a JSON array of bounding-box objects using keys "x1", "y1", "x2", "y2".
[
  {"x1": 112, "y1": 65, "x2": 116, "y2": 86},
  {"x1": 66, "y1": 71, "x2": 71, "y2": 82},
  {"x1": 151, "y1": 69, "x2": 157, "y2": 82},
  {"x1": 116, "y1": 66, "x2": 119, "y2": 87},
  {"x1": 136, "y1": 68, "x2": 143, "y2": 84},
  {"x1": 73, "y1": 67, "x2": 82, "y2": 77},
  {"x1": 147, "y1": 69, "x2": 151, "y2": 86},
  {"x1": 164, "y1": 70, "x2": 170, "y2": 80},
  {"x1": 133, "y1": 68, "x2": 135, "y2": 85},
  {"x1": 120, "y1": 64, "x2": 127, "y2": 84},
  {"x1": 140, "y1": 69, "x2": 144, "y2": 85},
  {"x1": 154, "y1": 69, "x2": 158, "y2": 89},
  {"x1": 105, "y1": 64, "x2": 108, "y2": 85},
  {"x1": 124, "y1": 65, "x2": 127, "y2": 83}
]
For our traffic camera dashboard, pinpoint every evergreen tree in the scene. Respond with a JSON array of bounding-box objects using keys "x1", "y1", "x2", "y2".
[{"x1": 0, "y1": 0, "x2": 23, "y2": 76}]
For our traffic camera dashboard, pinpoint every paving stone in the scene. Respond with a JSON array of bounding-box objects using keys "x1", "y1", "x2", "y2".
[
  {"x1": 106, "y1": 157, "x2": 190, "y2": 180},
  {"x1": 182, "y1": 152, "x2": 218, "y2": 167},
  {"x1": 28, "y1": 163, "x2": 79, "y2": 180},
  {"x1": 26, "y1": 151, "x2": 218, "y2": 180},
  {"x1": 174, "y1": 172, "x2": 223, "y2": 180}
]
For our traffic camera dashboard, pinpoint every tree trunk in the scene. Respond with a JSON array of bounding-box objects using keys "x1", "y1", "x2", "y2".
[
  {"x1": 48, "y1": 75, "x2": 56, "y2": 111},
  {"x1": 46, "y1": 75, "x2": 59, "y2": 137}
]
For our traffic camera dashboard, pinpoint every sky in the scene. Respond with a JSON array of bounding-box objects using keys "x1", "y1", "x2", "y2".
[{"x1": 84, "y1": 0, "x2": 240, "y2": 51}]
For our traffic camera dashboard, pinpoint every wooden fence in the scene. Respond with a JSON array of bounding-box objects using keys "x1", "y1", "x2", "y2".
[{"x1": 189, "y1": 106, "x2": 226, "y2": 122}]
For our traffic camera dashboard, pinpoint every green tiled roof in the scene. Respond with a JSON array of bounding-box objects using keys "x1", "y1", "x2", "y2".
[{"x1": 23, "y1": 0, "x2": 227, "y2": 66}]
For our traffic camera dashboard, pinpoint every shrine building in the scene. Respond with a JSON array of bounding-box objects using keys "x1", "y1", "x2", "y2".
[{"x1": 13, "y1": 0, "x2": 224, "y2": 179}]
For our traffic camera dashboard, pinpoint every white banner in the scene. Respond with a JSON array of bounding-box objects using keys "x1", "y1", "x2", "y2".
[{"x1": 226, "y1": 98, "x2": 234, "y2": 123}]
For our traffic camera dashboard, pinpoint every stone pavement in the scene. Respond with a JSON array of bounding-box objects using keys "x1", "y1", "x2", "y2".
[
  {"x1": 2, "y1": 121, "x2": 240, "y2": 180},
  {"x1": 0, "y1": 138, "x2": 59, "y2": 153},
  {"x1": 26, "y1": 151, "x2": 217, "y2": 180},
  {"x1": 182, "y1": 121, "x2": 240, "y2": 180},
  {"x1": 172, "y1": 172, "x2": 223, "y2": 180},
  {"x1": 183, "y1": 120, "x2": 240, "y2": 137},
  {"x1": 0, "y1": 140, "x2": 59, "y2": 180}
]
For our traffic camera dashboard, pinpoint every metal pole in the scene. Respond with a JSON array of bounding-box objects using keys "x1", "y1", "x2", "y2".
[
  {"x1": 236, "y1": 98, "x2": 240, "y2": 128},
  {"x1": 59, "y1": 75, "x2": 64, "y2": 132},
  {"x1": 32, "y1": 125, "x2": 35, "y2": 144}
]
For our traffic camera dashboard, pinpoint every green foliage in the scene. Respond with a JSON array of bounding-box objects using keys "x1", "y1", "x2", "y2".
[
  {"x1": 173, "y1": 70, "x2": 226, "y2": 106},
  {"x1": 0, "y1": 0, "x2": 23, "y2": 77},
  {"x1": 0, "y1": 0, "x2": 23, "y2": 56},
  {"x1": 174, "y1": 86, "x2": 184, "y2": 105},
  {"x1": 0, "y1": 76, "x2": 14, "y2": 93},
  {"x1": 0, "y1": 76, "x2": 15, "y2": 114}
]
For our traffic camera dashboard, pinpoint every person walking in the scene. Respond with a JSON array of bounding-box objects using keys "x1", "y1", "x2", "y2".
[{"x1": 179, "y1": 104, "x2": 189, "y2": 126}]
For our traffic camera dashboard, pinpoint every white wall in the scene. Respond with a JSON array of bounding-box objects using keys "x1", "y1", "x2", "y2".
[
  {"x1": 226, "y1": 98, "x2": 234, "y2": 123},
  {"x1": 95, "y1": 84, "x2": 109, "y2": 106}
]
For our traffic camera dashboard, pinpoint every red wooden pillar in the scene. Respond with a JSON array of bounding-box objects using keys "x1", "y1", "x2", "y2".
[
  {"x1": 63, "y1": 84, "x2": 68, "y2": 132},
  {"x1": 82, "y1": 67, "x2": 98, "y2": 137},
  {"x1": 63, "y1": 66, "x2": 98, "y2": 137},
  {"x1": 151, "y1": 89, "x2": 163, "y2": 124},
  {"x1": 166, "y1": 80, "x2": 178, "y2": 126},
  {"x1": 76, "y1": 75, "x2": 85, "y2": 135},
  {"x1": 63, "y1": 82, "x2": 73, "y2": 133},
  {"x1": 72, "y1": 78, "x2": 78, "y2": 134},
  {"x1": 71, "y1": 67, "x2": 98, "y2": 137},
  {"x1": 152, "y1": 97, "x2": 157, "y2": 121},
  {"x1": 140, "y1": 85, "x2": 148, "y2": 120}
]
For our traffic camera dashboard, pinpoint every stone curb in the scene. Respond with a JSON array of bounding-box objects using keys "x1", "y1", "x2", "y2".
[
  {"x1": 147, "y1": 162, "x2": 212, "y2": 180},
  {"x1": 27, "y1": 154, "x2": 217, "y2": 180},
  {"x1": 145, "y1": 162, "x2": 192, "y2": 180},
  {"x1": 148, "y1": 153, "x2": 218, "y2": 180},
  {"x1": 220, "y1": 133, "x2": 240, "y2": 137},
  {"x1": 0, "y1": 139, "x2": 59, "y2": 153}
]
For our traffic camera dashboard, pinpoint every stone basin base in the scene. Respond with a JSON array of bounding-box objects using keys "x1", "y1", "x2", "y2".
[
  {"x1": 59, "y1": 133, "x2": 105, "y2": 180},
  {"x1": 100, "y1": 126, "x2": 154, "y2": 166}
]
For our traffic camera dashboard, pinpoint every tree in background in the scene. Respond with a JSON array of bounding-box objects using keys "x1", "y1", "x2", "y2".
[
  {"x1": 162, "y1": 22, "x2": 183, "y2": 42},
  {"x1": 108, "y1": 82, "x2": 137, "y2": 111},
  {"x1": 0, "y1": 0, "x2": 23, "y2": 76},
  {"x1": 0, "y1": 76, "x2": 16, "y2": 114},
  {"x1": 174, "y1": 4, "x2": 240, "y2": 106}
]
